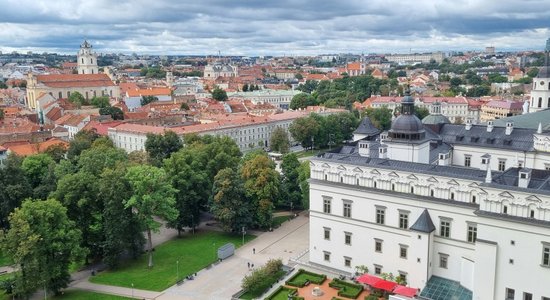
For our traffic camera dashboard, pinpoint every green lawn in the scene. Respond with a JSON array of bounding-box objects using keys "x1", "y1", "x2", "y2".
[
  {"x1": 286, "y1": 269, "x2": 326, "y2": 287},
  {"x1": 90, "y1": 231, "x2": 255, "y2": 291},
  {"x1": 53, "y1": 290, "x2": 133, "y2": 300},
  {"x1": 264, "y1": 286, "x2": 299, "y2": 300}
]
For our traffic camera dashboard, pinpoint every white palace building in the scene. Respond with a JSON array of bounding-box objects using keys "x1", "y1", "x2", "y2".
[{"x1": 309, "y1": 84, "x2": 550, "y2": 299}]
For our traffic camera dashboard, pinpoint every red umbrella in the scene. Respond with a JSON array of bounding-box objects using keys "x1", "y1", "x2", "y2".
[
  {"x1": 393, "y1": 285, "x2": 418, "y2": 297},
  {"x1": 356, "y1": 274, "x2": 382, "y2": 286},
  {"x1": 372, "y1": 279, "x2": 398, "y2": 292}
]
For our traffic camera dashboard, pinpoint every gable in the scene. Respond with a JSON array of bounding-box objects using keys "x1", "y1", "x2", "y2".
[
  {"x1": 427, "y1": 176, "x2": 439, "y2": 183},
  {"x1": 498, "y1": 191, "x2": 515, "y2": 199},
  {"x1": 407, "y1": 174, "x2": 418, "y2": 180}
]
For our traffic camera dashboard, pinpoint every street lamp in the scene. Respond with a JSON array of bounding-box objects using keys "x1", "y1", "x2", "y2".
[
  {"x1": 131, "y1": 283, "x2": 134, "y2": 298},
  {"x1": 241, "y1": 226, "x2": 246, "y2": 246}
]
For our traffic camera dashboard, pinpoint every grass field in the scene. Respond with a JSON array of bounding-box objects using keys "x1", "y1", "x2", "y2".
[
  {"x1": 54, "y1": 290, "x2": 133, "y2": 300},
  {"x1": 90, "y1": 231, "x2": 255, "y2": 291}
]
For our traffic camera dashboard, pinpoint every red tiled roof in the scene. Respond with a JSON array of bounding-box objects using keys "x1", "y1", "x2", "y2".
[
  {"x1": 36, "y1": 74, "x2": 115, "y2": 88},
  {"x1": 126, "y1": 87, "x2": 171, "y2": 97},
  {"x1": 45, "y1": 107, "x2": 63, "y2": 121},
  {"x1": 485, "y1": 100, "x2": 524, "y2": 110},
  {"x1": 7, "y1": 138, "x2": 69, "y2": 156},
  {"x1": 82, "y1": 121, "x2": 123, "y2": 136}
]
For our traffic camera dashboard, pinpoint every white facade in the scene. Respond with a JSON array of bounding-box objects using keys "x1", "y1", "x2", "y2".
[
  {"x1": 530, "y1": 71, "x2": 550, "y2": 113},
  {"x1": 309, "y1": 157, "x2": 550, "y2": 300},
  {"x1": 227, "y1": 90, "x2": 301, "y2": 110},
  {"x1": 77, "y1": 40, "x2": 99, "y2": 75}
]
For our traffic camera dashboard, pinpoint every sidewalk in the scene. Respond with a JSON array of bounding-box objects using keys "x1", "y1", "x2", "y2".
[{"x1": 70, "y1": 281, "x2": 163, "y2": 299}]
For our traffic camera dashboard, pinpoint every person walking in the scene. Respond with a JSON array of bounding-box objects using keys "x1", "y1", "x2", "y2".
[
  {"x1": 247, "y1": 262, "x2": 250, "y2": 269},
  {"x1": 253, "y1": 248, "x2": 255, "y2": 254}
]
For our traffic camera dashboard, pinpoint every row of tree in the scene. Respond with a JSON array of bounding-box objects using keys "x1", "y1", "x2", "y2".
[{"x1": 288, "y1": 112, "x2": 360, "y2": 149}]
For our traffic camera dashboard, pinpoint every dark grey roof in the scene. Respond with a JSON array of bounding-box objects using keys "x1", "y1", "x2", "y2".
[
  {"x1": 318, "y1": 152, "x2": 492, "y2": 181},
  {"x1": 390, "y1": 114, "x2": 424, "y2": 134},
  {"x1": 410, "y1": 209, "x2": 436, "y2": 233},
  {"x1": 493, "y1": 109, "x2": 550, "y2": 130},
  {"x1": 422, "y1": 114, "x2": 450, "y2": 125},
  {"x1": 439, "y1": 124, "x2": 535, "y2": 152},
  {"x1": 491, "y1": 167, "x2": 550, "y2": 192},
  {"x1": 354, "y1": 117, "x2": 381, "y2": 136}
]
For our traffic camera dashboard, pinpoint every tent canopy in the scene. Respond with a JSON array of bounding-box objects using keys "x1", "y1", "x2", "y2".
[
  {"x1": 372, "y1": 279, "x2": 398, "y2": 292},
  {"x1": 393, "y1": 285, "x2": 418, "y2": 297},
  {"x1": 356, "y1": 274, "x2": 382, "y2": 286}
]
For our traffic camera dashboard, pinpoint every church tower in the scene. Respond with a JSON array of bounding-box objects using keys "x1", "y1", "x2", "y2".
[
  {"x1": 530, "y1": 39, "x2": 550, "y2": 113},
  {"x1": 77, "y1": 40, "x2": 99, "y2": 75}
]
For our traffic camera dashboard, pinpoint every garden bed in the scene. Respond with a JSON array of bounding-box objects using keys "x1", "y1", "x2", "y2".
[
  {"x1": 264, "y1": 286, "x2": 304, "y2": 300},
  {"x1": 329, "y1": 278, "x2": 364, "y2": 299},
  {"x1": 285, "y1": 269, "x2": 327, "y2": 287}
]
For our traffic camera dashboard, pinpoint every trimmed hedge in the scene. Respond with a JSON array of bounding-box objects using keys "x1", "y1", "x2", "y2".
[
  {"x1": 264, "y1": 286, "x2": 304, "y2": 300},
  {"x1": 329, "y1": 278, "x2": 364, "y2": 299},
  {"x1": 285, "y1": 269, "x2": 327, "y2": 287}
]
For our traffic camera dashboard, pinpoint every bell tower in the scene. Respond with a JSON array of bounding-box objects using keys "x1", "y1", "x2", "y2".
[
  {"x1": 530, "y1": 39, "x2": 550, "y2": 113},
  {"x1": 77, "y1": 40, "x2": 99, "y2": 75}
]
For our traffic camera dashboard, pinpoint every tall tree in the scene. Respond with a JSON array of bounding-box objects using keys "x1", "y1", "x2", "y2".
[
  {"x1": 145, "y1": 131, "x2": 183, "y2": 166},
  {"x1": 0, "y1": 154, "x2": 31, "y2": 228},
  {"x1": 280, "y1": 153, "x2": 302, "y2": 209},
  {"x1": 211, "y1": 87, "x2": 228, "y2": 102},
  {"x1": 141, "y1": 96, "x2": 158, "y2": 106},
  {"x1": 210, "y1": 168, "x2": 251, "y2": 232},
  {"x1": 289, "y1": 115, "x2": 320, "y2": 149},
  {"x1": 21, "y1": 154, "x2": 57, "y2": 198},
  {"x1": 52, "y1": 171, "x2": 101, "y2": 261},
  {"x1": 125, "y1": 165, "x2": 178, "y2": 268},
  {"x1": 67, "y1": 130, "x2": 100, "y2": 160},
  {"x1": 269, "y1": 127, "x2": 290, "y2": 153},
  {"x1": 290, "y1": 93, "x2": 316, "y2": 110},
  {"x1": 164, "y1": 148, "x2": 210, "y2": 235},
  {"x1": 363, "y1": 107, "x2": 393, "y2": 130},
  {"x1": 297, "y1": 161, "x2": 310, "y2": 209},
  {"x1": 90, "y1": 96, "x2": 110, "y2": 108},
  {"x1": 99, "y1": 167, "x2": 144, "y2": 268},
  {"x1": 99, "y1": 106, "x2": 124, "y2": 120},
  {"x1": 241, "y1": 154, "x2": 280, "y2": 228},
  {"x1": 2, "y1": 199, "x2": 85, "y2": 297},
  {"x1": 68, "y1": 91, "x2": 85, "y2": 108}
]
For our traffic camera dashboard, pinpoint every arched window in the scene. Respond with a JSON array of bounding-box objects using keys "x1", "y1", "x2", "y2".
[
  {"x1": 539, "y1": 97, "x2": 543, "y2": 107},
  {"x1": 430, "y1": 190, "x2": 434, "y2": 197},
  {"x1": 81, "y1": 58, "x2": 84, "y2": 64},
  {"x1": 90, "y1": 58, "x2": 93, "y2": 64},
  {"x1": 373, "y1": 181, "x2": 377, "y2": 189},
  {"x1": 410, "y1": 186, "x2": 414, "y2": 194}
]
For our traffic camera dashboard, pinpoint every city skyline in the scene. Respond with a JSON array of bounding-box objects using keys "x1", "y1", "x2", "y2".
[{"x1": 0, "y1": 0, "x2": 549, "y2": 55}]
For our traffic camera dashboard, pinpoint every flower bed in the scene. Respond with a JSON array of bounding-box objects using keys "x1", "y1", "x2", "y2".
[
  {"x1": 264, "y1": 286, "x2": 304, "y2": 300},
  {"x1": 329, "y1": 278, "x2": 364, "y2": 299},
  {"x1": 285, "y1": 269, "x2": 327, "y2": 287}
]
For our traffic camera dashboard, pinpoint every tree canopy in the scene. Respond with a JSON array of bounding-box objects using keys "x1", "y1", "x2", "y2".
[
  {"x1": 212, "y1": 87, "x2": 228, "y2": 102},
  {"x1": 269, "y1": 127, "x2": 290, "y2": 153}
]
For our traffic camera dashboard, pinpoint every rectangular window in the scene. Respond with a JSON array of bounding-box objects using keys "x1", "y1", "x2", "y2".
[
  {"x1": 400, "y1": 245, "x2": 408, "y2": 259},
  {"x1": 375, "y1": 239, "x2": 383, "y2": 253},
  {"x1": 440, "y1": 220, "x2": 451, "y2": 238},
  {"x1": 324, "y1": 251, "x2": 331, "y2": 262},
  {"x1": 344, "y1": 257, "x2": 351, "y2": 268},
  {"x1": 543, "y1": 244, "x2": 550, "y2": 267},
  {"x1": 324, "y1": 228, "x2": 330, "y2": 240},
  {"x1": 343, "y1": 202, "x2": 352, "y2": 218},
  {"x1": 505, "y1": 288, "x2": 515, "y2": 300},
  {"x1": 523, "y1": 292, "x2": 532, "y2": 300},
  {"x1": 344, "y1": 232, "x2": 352, "y2": 245},
  {"x1": 439, "y1": 254, "x2": 448, "y2": 269},
  {"x1": 376, "y1": 208, "x2": 385, "y2": 224},
  {"x1": 323, "y1": 198, "x2": 331, "y2": 214},
  {"x1": 498, "y1": 159, "x2": 506, "y2": 171},
  {"x1": 374, "y1": 265, "x2": 382, "y2": 275},
  {"x1": 399, "y1": 213, "x2": 409, "y2": 229},
  {"x1": 464, "y1": 155, "x2": 471, "y2": 167},
  {"x1": 467, "y1": 224, "x2": 477, "y2": 243}
]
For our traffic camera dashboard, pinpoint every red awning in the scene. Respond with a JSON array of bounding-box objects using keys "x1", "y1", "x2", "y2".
[
  {"x1": 356, "y1": 274, "x2": 382, "y2": 286},
  {"x1": 393, "y1": 285, "x2": 418, "y2": 297},
  {"x1": 372, "y1": 279, "x2": 398, "y2": 292}
]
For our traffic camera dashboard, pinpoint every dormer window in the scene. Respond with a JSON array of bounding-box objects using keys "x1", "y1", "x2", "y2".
[
  {"x1": 481, "y1": 158, "x2": 488, "y2": 164},
  {"x1": 520, "y1": 172, "x2": 527, "y2": 179}
]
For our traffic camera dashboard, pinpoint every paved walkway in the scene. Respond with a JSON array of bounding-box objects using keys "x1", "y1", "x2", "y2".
[
  {"x1": 159, "y1": 214, "x2": 310, "y2": 300},
  {"x1": 32, "y1": 212, "x2": 309, "y2": 299}
]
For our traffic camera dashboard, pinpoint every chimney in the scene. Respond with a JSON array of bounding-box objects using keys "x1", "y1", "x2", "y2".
[
  {"x1": 487, "y1": 121, "x2": 494, "y2": 132},
  {"x1": 378, "y1": 144, "x2": 388, "y2": 159},
  {"x1": 518, "y1": 168, "x2": 531, "y2": 188},
  {"x1": 465, "y1": 118, "x2": 472, "y2": 130},
  {"x1": 438, "y1": 152, "x2": 450, "y2": 166},
  {"x1": 485, "y1": 165, "x2": 492, "y2": 183},
  {"x1": 358, "y1": 141, "x2": 371, "y2": 157},
  {"x1": 505, "y1": 122, "x2": 514, "y2": 135}
]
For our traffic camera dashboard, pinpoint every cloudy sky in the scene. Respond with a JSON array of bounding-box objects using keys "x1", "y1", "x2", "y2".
[{"x1": 1, "y1": 0, "x2": 549, "y2": 56}]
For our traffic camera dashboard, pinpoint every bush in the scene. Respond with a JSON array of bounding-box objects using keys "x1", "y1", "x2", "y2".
[
  {"x1": 365, "y1": 295, "x2": 378, "y2": 300},
  {"x1": 241, "y1": 259, "x2": 285, "y2": 298},
  {"x1": 329, "y1": 278, "x2": 363, "y2": 299},
  {"x1": 285, "y1": 269, "x2": 327, "y2": 287}
]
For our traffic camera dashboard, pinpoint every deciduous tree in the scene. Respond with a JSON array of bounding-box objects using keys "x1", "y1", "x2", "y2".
[
  {"x1": 2, "y1": 199, "x2": 85, "y2": 297},
  {"x1": 269, "y1": 127, "x2": 290, "y2": 153},
  {"x1": 211, "y1": 87, "x2": 228, "y2": 102},
  {"x1": 210, "y1": 168, "x2": 251, "y2": 232},
  {"x1": 145, "y1": 131, "x2": 183, "y2": 166},
  {"x1": 125, "y1": 165, "x2": 178, "y2": 268}
]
